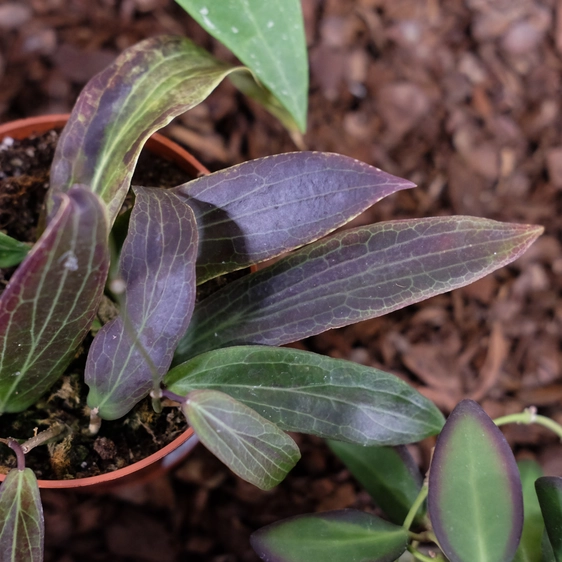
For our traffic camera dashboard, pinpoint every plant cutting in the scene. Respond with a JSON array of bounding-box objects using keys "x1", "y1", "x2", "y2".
[
  {"x1": 0, "y1": 34, "x2": 543, "y2": 561},
  {"x1": 251, "y1": 401, "x2": 562, "y2": 562}
]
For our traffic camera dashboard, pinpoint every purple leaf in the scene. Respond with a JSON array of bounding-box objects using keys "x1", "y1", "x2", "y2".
[
  {"x1": 0, "y1": 468, "x2": 44, "y2": 562},
  {"x1": 85, "y1": 187, "x2": 198, "y2": 420},
  {"x1": 172, "y1": 152, "x2": 414, "y2": 282},
  {"x1": 49, "y1": 35, "x2": 238, "y2": 224},
  {"x1": 175, "y1": 217, "x2": 542, "y2": 362},
  {"x1": 428, "y1": 400, "x2": 523, "y2": 562},
  {"x1": 0, "y1": 187, "x2": 109, "y2": 413}
]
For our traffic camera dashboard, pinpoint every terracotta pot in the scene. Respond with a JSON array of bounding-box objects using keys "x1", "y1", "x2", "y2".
[{"x1": 0, "y1": 114, "x2": 203, "y2": 492}]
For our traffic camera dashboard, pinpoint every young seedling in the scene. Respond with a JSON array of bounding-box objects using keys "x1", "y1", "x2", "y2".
[{"x1": 0, "y1": 35, "x2": 543, "y2": 561}]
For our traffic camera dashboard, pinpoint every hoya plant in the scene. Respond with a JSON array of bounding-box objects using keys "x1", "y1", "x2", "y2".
[
  {"x1": 251, "y1": 401, "x2": 562, "y2": 562},
  {"x1": 0, "y1": 36, "x2": 542, "y2": 561}
]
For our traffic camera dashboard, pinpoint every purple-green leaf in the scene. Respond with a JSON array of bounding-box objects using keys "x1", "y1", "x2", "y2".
[
  {"x1": 85, "y1": 187, "x2": 198, "y2": 420},
  {"x1": 0, "y1": 187, "x2": 109, "y2": 413},
  {"x1": 0, "y1": 468, "x2": 44, "y2": 562},
  {"x1": 250, "y1": 509, "x2": 408, "y2": 562},
  {"x1": 182, "y1": 389, "x2": 300, "y2": 490},
  {"x1": 173, "y1": 152, "x2": 414, "y2": 282},
  {"x1": 327, "y1": 441, "x2": 424, "y2": 525},
  {"x1": 165, "y1": 346, "x2": 444, "y2": 445},
  {"x1": 536, "y1": 477, "x2": 562, "y2": 561},
  {"x1": 0, "y1": 232, "x2": 30, "y2": 268},
  {"x1": 174, "y1": 217, "x2": 543, "y2": 362},
  {"x1": 49, "y1": 35, "x2": 242, "y2": 224},
  {"x1": 428, "y1": 400, "x2": 523, "y2": 562}
]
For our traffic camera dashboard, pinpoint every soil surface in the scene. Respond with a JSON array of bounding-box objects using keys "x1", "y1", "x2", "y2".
[{"x1": 1, "y1": 1, "x2": 561, "y2": 561}]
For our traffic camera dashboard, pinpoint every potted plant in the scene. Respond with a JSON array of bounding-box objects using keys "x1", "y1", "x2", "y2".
[{"x1": 0, "y1": 35, "x2": 543, "y2": 560}]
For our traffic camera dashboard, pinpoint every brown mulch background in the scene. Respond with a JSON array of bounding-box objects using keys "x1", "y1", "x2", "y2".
[{"x1": 1, "y1": 0, "x2": 561, "y2": 560}]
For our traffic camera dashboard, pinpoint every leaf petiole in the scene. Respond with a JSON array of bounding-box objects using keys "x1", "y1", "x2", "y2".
[
  {"x1": 494, "y1": 407, "x2": 562, "y2": 441},
  {"x1": 403, "y1": 484, "x2": 428, "y2": 531}
]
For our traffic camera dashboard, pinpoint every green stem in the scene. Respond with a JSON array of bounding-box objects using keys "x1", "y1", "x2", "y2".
[
  {"x1": 403, "y1": 484, "x2": 428, "y2": 531},
  {"x1": 494, "y1": 407, "x2": 562, "y2": 440},
  {"x1": 407, "y1": 545, "x2": 446, "y2": 562}
]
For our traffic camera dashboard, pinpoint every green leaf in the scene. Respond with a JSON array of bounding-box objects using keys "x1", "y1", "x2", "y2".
[
  {"x1": 49, "y1": 35, "x2": 243, "y2": 224},
  {"x1": 175, "y1": 0, "x2": 308, "y2": 132},
  {"x1": 175, "y1": 217, "x2": 543, "y2": 362},
  {"x1": 173, "y1": 152, "x2": 413, "y2": 282},
  {"x1": 0, "y1": 187, "x2": 109, "y2": 413},
  {"x1": 327, "y1": 441, "x2": 423, "y2": 525},
  {"x1": 0, "y1": 232, "x2": 30, "y2": 268},
  {"x1": 250, "y1": 509, "x2": 408, "y2": 562},
  {"x1": 428, "y1": 400, "x2": 523, "y2": 562},
  {"x1": 86, "y1": 187, "x2": 198, "y2": 420},
  {"x1": 0, "y1": 468, "x2": 44, "y2": 562},
  {"x1": 514, "y1": 460, "x2": 544, "y2": 562},
  {"x1": 165, "y1": 346, "x2": 444, "y2": 446},
  {"x1": 182, "y1": 389, "x2": 300, "y2": 490},
  {"x1": 535, "y1": 477, "x2": 562, "y2": 561}
]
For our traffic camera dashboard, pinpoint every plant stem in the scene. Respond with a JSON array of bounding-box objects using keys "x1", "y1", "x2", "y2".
[
  {"x1": 21, "y1": 423, "x2": 66, "y2": 454},
  {"x1": 407, "y1": 545, "x2": 446, "y2": 562},
  {"x1": 494, "y1": 407, "x2": 562, "y2": 440},
  {"x1": 403, "y1": 484, "x2": 428, "y2": 531}
]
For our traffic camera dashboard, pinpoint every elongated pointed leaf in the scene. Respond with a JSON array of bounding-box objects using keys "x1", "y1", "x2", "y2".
[
  {"x1": 0, "y1": 233, "x2": 30, "y2": 268},
  {"x1": 428, "y1": 400, "x2": 523, "y2": 562},
  {"x1": 49, "y1": 35, "x2": 243, "y2": 224},
  {"x1": 183, "y1": 389, "x2": 300, "y2": 490},
  {"x1": 250, "y1": 509, "x2": 408, "y2": 562},
  {"x1": 0, "y1": 187, "x2": 109, "y2": 413},
  {"x1": 165, "y1": 346, "x2": 444, "y2": 445},
  {"x1": 173, "y1": 152, "x2": 414, "y2": 282},
  {"x1": 543, "y1": 530, "x2": 557, "y2": 562},
  {"x1": 86, "y1": 187, "x2": 198, "y2": 420},
  {"x1": 514, "y1": 460, "x2": 544, "y2": 562},
  {"x1": 175, "y1": 217, "x2": 543, "y2": 362},
  {"x1": 327, "y1": 441, "x2": 423, "y2": 525},
  {"x1": 176, "y1": 0, "x2": 308, "y2": 132},
  {"x1": 536, "y1": 477, "x2": 562, "y2": 561},
  {"x1": 0, "y1": 469, "x2": 44, "y2": 562}
]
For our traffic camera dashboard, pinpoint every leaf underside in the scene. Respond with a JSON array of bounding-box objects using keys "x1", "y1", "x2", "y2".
[
  {"x1": 0, "y1": 468, "x2": 44, "y2": 562},
  {"x1": 182, "y1": 389, "x2": 300, "y2": 490},
  {"x1": 428, "y1": 400, "x2": 523, "y2": 562},
  {"x1": 165, "y1": 345, "x2": 444, "y2": 446},
  {"x1": 0, "y1": 187, "x2": 109, "y2": 413},
  {"x1": 173, "y1": 151, "x2": 414, "y2": 283},
  {"x1": 175, "y1": 0, "x2": 308, "y2": 132},
  {"x1": 49, "y1": 35, "x2": 243, "y2": 224},
  {"x1": 250, "y1": 509, "x2": 408, "y2": 562},
  {"x1": 175, "y1": 217, "x2": 543, "y2": 363},
  {"x1": 536, "y1": 477, "x2": 562, "y2": 561},
  {"x1": 86, "y1": 187, "x2": 198, "y2": 420}
]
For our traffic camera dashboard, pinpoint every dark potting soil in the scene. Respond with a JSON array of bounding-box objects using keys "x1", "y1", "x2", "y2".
[{"x1": 0, "y1": 130, "x2": 197, "y2": 480}]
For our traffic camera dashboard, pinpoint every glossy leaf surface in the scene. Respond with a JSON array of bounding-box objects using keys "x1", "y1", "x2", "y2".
[
  {"x1": 49, "y1": 35, "x2": 240, "y2": 223},
  {"x1": 428, "y1": 400, "x2": 523, "y2": 562},
  {"x1": 250, "y1": 509, "x2": 408, "y2": 562},
  {"x1": 0, "y1": 233, "x2": 29, "y2": 268},
  {"x1": 175, "y1": 0, "x2": 308, "y2": 132},
  {"x1": 182, "y1": 389, "x2": 300, "y2": 490},
  {"x1": 173, "y1": 152, "x2": 413, "y2": 282},
  {"x1": 514, "y1": 460, "x2": 544, "y2": 562},
  {"x1": 86, "y1": 187, "x2": 198, "y2": 420},
  {"x1": 536, "y1": 477, "x2": 562, "y2": 560},
  {"x1": 0, "y1": 187, "x2": 109, "y2": 413},
  {"x1": 0, "y1": 469, "x2": 44, "y2": 562},
  {"x1": 175, "y1": 217, "x2": 543, "y2": 361},
  {"x1": 165, "y1": 346, "x2": 444, "y2": 445},
  {"x1": 328, "y1": 441, "x2": 423, "y2": 525}
]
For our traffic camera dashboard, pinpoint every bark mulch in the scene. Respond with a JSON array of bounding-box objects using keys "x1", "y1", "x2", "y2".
[{"x1": 1, "y1": 0, "x2": 561, "y2": 560}]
